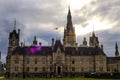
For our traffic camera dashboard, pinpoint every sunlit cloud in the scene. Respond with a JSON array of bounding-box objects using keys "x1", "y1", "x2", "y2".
[
  {"x1": 66, "y1": 0, "x2": 96, "y2": 10},
  {"x1": 75, "y1": 16, "x2": 116, "y2": 36}
]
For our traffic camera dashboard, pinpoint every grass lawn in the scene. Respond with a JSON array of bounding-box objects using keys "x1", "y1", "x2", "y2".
[{"x1": 0, "y1": 78, "x2": 120, "y2": 80}]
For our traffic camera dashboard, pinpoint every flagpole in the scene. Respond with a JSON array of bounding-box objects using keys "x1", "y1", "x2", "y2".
[{"x1": 54, "y1": 27, "x2": 59, "y2": 40}]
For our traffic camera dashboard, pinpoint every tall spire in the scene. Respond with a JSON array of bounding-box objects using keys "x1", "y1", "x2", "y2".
[
  {"x1": 92, "y1": 24, "x2": 95, "y2": 37},
  {"x1": 115, "y1": 42, "x2": 119, "y2": 57},
  {"x1": 116, "y1": 42, "x2": 118, "y2": 49},
  {"x1": 63, "y1": 6, "x2": 76, "y2": 46},
  {"x1": 13, "y1": 19, "x2": 16, "y2": 30},
  {"x1": 66, "y1": 6, "x2": 73, "y2": 31}
]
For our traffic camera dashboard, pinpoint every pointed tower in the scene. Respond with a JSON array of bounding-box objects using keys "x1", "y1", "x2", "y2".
[
  {"x1": 115, "y1": 42, "x2": 119, "y2": 57},
  {"x1": 63, "y1": 7, "x2": 76, "y2": 46},
  {"x1": 33, "y1": 36, "x2": 37, "y2": 46},
  {"x1": 83, "y1": 37, "x2": 87, "y2": 46},
  {"x1": 9, "y1": 20, "x2": 20, "y2": 47},
  {"x1": 89, "y1": 31, "x2": 99, "y2": 47}
]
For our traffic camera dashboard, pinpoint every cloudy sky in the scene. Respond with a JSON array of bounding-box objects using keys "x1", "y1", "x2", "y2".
[{"x1": 0, "y1": 0, "x2": 120, "y2": 62}]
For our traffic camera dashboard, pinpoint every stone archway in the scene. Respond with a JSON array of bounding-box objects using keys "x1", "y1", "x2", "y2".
[{"x1": 57, "y1": 66, "x2": 61, "y2": 75}]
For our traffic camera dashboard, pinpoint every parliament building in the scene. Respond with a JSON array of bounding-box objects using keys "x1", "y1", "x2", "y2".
[{"x1": 6, "y1": 8, "x2": 120, "y2": 78}]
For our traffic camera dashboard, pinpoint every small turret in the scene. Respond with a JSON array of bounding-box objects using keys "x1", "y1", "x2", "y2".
[
  {"x1": 89, "y1": 31, "x2": 99, "y2": 47},
  {"x1": 33, "y1": 36, "x2": 37, "y2": 46},
  {"x1": 83, "y1": 37, "x2": 87, "y2": 46},
  {"x1": 39, "y1": 42, "x2": 42, "y2": 46},
  {"x1": 18, "y1": 29, "x2": 20, "y2": 35},
  {"x1": 101, "y1": 45, "x2": 103, "y2": 50},
  {"x1": 115, "y1": 42, "x2": 119, "y2": 57}
]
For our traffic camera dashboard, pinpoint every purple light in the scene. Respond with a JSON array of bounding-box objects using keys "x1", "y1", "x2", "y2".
[
  {"x1": 30, "y1": 46, "x2": 42, "y2": 54},
  {"x1": 30, "y1": 48, "x2": 35, "y2": 54},
  {"x1": 36, "y1": 46, "x2": 42, "y2": 51}
]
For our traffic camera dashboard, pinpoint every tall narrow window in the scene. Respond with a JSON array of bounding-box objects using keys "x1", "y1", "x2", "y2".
[
  {"x1": 35, "y1": 60, "x2": 37, "y2": 64},
  {"x1": 35, "y1": 67, "x2": 38, "y2": 71},
  {"x1": 26, "y1": 60, "x2": 29, "y2": 64},
  {"x1": 72, "y1": 67, "x2": 75, "y2": 71},
  {"x1": 15, "y1": 67, "x2": 18, "y2": 71},
  {"x1": 65, "y1": 67, "x2": 68, "y2": 71},
  {"x1": 72, "y1": 60, "x2": 75, "y2": 64},
  {"x1": 26, "y1": 67, "x2": 29, "y2": 72},
  {"x1": 43, "y1": 67, "x2": 45, "y2": 71},
  {"x1": 50, "y1": 67, "x2": 52, "y2": 72}
]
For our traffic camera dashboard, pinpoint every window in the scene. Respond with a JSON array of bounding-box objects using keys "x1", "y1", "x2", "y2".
[
  {"x1": 58, "y1": 51, "x2": 60, "y2": 54},
  {"x1": 43, "y1": 67, "x2": 46, "y2": 72},
  {"x1": 81, "y1": 67, "x2": 84, "y2": 72},
  {"x1": 72, "y1": 60, "x2": 75, "y2": 64},
  {"x1": 26, "y1": 60, "x2": 29, "y2": 64},
  {"x1": 35, "y1": 67, "x2": 38, "y2": 71},
  {"x1": 72, "y1": 67, "x2": 75, "y2": 71},
  {"x1": 15, "y1": 60, "x2": 19, "y2": 64},
  {"x1": 35, "y1": 60, "x2": 37, "y2": 64},
  {"x1": 65, "y1": 67, "x2": 68, "y2": 71},
  {"x1": 15, "y1": 67, "x2": 18, "y2": 71},
  {"x1": 50, "y1": 67, "x2": 52, "y2": 72},
  {"x1": 50, "y1": 61, "x2": 52, "y2": 64},
  {"x1": 26, "y1": 67, "x2": 29, "y2": 72}
]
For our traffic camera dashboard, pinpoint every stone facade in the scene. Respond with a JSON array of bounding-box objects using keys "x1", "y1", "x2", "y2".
[{"x1": 6, "y1": 8, "x2": 120, "y2": 78}]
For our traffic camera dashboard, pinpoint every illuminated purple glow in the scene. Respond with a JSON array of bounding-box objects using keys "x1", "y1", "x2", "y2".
[
  {"x1": 30, "y1": 48, "x2": 35, "y2": 54},
  {"x1": 30, "y1": 46, "x2": 42, "y2": 54}
]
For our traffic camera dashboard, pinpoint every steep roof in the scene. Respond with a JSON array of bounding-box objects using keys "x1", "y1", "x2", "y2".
[
  {"x1": 11, "y1": 45, "x2": 106, "y2": 56},
  {"x1": 9, "y1": 30, "x2": 19, "y2": 39},
  {"x1": 12, "y1": 46, "x2": 52, "y2": 56},
  {"x1": 53, "y1": 40, "x2": 64, "y2": 52},
  {"x1": 65, "y1": 46, "x2": 106, "y2": 56}
]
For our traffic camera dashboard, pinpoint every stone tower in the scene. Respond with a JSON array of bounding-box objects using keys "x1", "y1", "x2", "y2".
[
  {"x1": 63, "y1": 7, "x2": 76, "y2": 46},
  {"x1": 89, "y1": 32, "x2": 99, "y2": 47},
  {"x1": 115, "y1": 42, "x2": 119, "y2": 57},
  {"x1": 9, "y1": 20, "x2": 20, "y2": 47},
  {"x1": 8, "y1": 20, "x2": 20, "y2": 55}
]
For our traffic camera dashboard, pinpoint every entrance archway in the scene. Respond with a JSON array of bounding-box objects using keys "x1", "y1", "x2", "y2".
[{"x1": 57, "y1": 66, "x2": 61, "y2": 75}]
